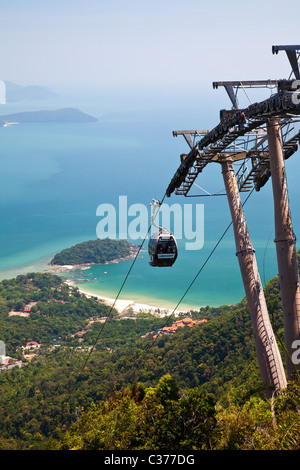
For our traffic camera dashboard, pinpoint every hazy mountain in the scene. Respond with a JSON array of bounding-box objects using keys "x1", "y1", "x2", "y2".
[
  {"x1": 0, "y1": 107, "x2": 97, "y2": 124},
  {"x1": 4, "y1": 81, "x2": 57, "y2": 102}
]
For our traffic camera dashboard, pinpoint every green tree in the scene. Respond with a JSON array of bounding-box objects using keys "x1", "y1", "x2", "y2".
[
  {"x1": 58, "y1": 377, "x2": 217, "y2": 450},
  {"x1": 153, "y1": 374, "x2": 180, "y2": 406}
]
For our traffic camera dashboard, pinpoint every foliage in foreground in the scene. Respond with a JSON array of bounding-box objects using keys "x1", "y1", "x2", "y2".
[
  {"x1": 56, "y1": 376, "x2": 300, "y2": 451},
  {"x1": 58, "y1": 374, "x2": 217, "y2": 450},
  {"x1": 0, "y1": 256, "x2": 299, "y2": 450}
]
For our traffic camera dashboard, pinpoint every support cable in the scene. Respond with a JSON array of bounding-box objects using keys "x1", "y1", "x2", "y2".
[
  {"x1": 69, "y1": 189, "x2": 254, "y2": 399},
  {"x1": 136, "y1": 188, "x2": 255, "y2": 362},
  {"x1": 67, "y1": 193, "x2": 167, "y2": 398}
]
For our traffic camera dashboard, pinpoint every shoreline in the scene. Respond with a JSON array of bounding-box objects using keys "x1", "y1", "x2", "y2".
[
  {"x1": 0, "y1": 252, "x2": 197, "y2": 316},
  {"x1": 65, "y1": 279, "x2": 190, "y2": 317},
  {"x1": 3, "y1": 121, "x2": 19, "y2": 127},
  {"x1": 47, "y1": 248, "x2": 193, "y2": 316}
]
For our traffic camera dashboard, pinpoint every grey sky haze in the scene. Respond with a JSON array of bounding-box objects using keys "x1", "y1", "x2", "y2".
[{"x1": 1, "y1": 0, "x2": 299, "y2": 94}]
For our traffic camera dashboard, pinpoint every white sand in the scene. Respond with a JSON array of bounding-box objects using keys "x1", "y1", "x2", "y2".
[
  {"x1": 3, "y1": 122, "x2": 19, "y2": 127},
  {"x1": 66, "y1": 280, "x2": 189, "y2": 317}
]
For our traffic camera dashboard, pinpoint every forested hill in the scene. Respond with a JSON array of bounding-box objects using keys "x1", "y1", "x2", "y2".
[
  {"x1": 50, "y1": 238, "x2": 137, "y2": 265},
  {"x1": 0, "y1": 254, "x2": 299, "y2": 449}
]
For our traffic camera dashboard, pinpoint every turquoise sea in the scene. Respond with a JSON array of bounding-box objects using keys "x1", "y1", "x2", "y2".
[{"x1": 1, "y1": 89, "x2": 300, "y2": 310}]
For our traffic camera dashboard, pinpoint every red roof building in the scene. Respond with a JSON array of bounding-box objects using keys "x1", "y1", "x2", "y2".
[{"x1": 25, "y1": 341, "x2": 40, "y2": 348}]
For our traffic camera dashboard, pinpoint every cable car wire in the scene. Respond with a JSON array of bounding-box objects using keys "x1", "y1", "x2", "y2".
[
  {"x1": 68, "y1": 193, "x2": 167, "y2": 395},
  {"x1": 131, "y1": 188, "x2": 255, "y2": 376},
  {"x1": 139, "y1": 219, "x2": 233, "y2": 355},
  {"x1": 68, "y1": 187, "x2": 254, "y2": 398}
]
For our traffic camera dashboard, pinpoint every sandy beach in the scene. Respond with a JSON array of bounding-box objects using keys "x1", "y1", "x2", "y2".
[
  {"x1": 48, "y1": 256, "x2": 192, "y2": 317},
  {"x1": 65, "y1": 279, "x2": 189, "y2": 317},
  {"x1": 3, "y1": 122, "x2": 19, "y2": 127}
]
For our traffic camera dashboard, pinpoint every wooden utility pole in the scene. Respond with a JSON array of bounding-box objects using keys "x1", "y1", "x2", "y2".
[
  {"x1": 222, "y1": 160, "x2": 287, "y2": 396},
  {"x1": 267, "y1": 118, "x2": 300, "y2": 379}
]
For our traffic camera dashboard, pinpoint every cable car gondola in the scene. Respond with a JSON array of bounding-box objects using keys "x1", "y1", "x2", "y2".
[
  {"x1": 148, "y1": 229, "x2": 178, "y2": 267},
  {"x1": 148, "y1": 199, "x2": 178, "y2": 267}
]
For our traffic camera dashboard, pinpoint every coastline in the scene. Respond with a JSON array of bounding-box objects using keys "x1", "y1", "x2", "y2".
[
  {"x1": 47, "y1": 246, "x2": 191, "y2": 316},
  {"x1": 65, "y1": 279, "x2": 189, "y2": 317},
  {"x1": 0, "y1": 251, "x2": 195, "y2": 316},
  {"x1": 48, "y1": 242, "x2": 141, "y2": 271},
  {"x1": 3, "y1": 121, "x2": 19, "y2": 127}
]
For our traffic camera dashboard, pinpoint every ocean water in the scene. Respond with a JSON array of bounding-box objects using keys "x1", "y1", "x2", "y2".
[{"x1": 1, "y1": 89, "x2": 300, "y2": 310}]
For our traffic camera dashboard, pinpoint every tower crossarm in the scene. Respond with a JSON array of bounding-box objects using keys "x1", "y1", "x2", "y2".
[
  {"x1": 166, "y1": 45, "x2": 300, "y2": 198},
  {"x1": 236, "y1": 120, "x2": 300, "y2": 193},
  {"x1": 272, "y1": 45, "x2": 300, "y2": 80},
  {"x1": 166, "y1": 94, "x2": 300, "y2": 197}
]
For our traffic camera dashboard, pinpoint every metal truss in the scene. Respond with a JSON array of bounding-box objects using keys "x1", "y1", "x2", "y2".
[
  {"x1": 166, "y1": 45, "x2": 300, "y2": 198},
  {"x1": 166, "y1": 45, "x2": 300, "y2": 391}
]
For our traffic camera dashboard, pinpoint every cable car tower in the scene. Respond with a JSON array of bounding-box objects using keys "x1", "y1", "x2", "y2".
[{"x1": 166, "y1": 45, "x2": 300, "y2": 397}]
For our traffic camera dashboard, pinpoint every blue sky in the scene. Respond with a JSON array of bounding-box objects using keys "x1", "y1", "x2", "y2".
[{"x1": 1, "y1": 0, "x2": 299, "y2": 94}]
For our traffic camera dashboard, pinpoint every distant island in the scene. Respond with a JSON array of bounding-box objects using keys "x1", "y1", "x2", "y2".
[
  {"x1": 50, "y1": 238, "x2": 139, "y2": 267},
  {"x1": 4, "y1": 81, "x2": 57, "y2": 102},
  {"x1": 0, "y1": 108, "x2": 97, "y2": 126}
]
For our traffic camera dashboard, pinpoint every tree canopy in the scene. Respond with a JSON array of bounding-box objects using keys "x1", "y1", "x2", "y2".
[
  {"x1": 0, "y1": 252, "x2": 299, "y2": 450},
  {"x1": 50, "y1": 238, "x2": 135, "y2": 265}
]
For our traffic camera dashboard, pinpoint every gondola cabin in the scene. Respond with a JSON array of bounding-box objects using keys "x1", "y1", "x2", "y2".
[{"x1": 148, "y1": 230, "x2": 178, "y2": 267}]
